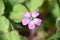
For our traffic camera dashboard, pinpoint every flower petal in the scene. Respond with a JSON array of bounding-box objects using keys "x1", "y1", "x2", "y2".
[
  {"x1": 28, "y1": 21, "x2": 35, "y2": 30},
  {"x1": 32, "y1": 11, "x2": 39, "y2": 18},
  {"x1": 33, "y1": 18, "x2": 42, "y2": 25},
  {"x1": 22, "y1": 18, "x2": 30, "y2": 25},
  {"x1": 23, "y1": 11, "x2": 30, "y2": 18}
]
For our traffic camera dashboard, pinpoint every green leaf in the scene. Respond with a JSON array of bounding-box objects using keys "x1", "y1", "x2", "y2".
[
  {"x1": 47, "y1": 33, "x2": 59, "y2": 40},
  {"x1": 20, "y1": 36, "x2": 27, "y2": 40},
  {"x1": 26, "y1": 0, "x2": 44, "y2": 11},
  {"x1": 57, "y1": 20, "x2": 60, "y2": 29},
  {"x1": 9, "y1": 4, "x2": 27, "y2": 23},
  {"x1": 0, "y1": 31, "x2": 20, "y2": 40},
  {"x1": 52, "y1": 3, "x2": 60, "y2": 18},
  {"x1": 8, "y1": 0, "x2": 25, "y2": 5},
  {"x1": 9, "y1": 31, "x2": 20, "y2": 40},
  {"x1": 0, "y1": 31, "x2": 9, "y2": 40},
  {"x1": 0, "y1": 0, "x2": 5, "y2": 16},
  {"x1": 56, "y1": 17, "x2": 60, "y2": 30},
  {"x1": 56, "y1": 17, "x2": 60, "y2": 38},
  {"x1": 0, "y1": 16, "x2": 9, "y2": 33}
]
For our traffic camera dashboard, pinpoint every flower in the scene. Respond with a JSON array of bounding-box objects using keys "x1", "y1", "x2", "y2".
[{"x1": 22, "y1": 10, "x2": 42, "y2": 30}]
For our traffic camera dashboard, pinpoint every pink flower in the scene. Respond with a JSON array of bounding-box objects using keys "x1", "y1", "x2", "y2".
[{"x1": 22, "y1": 11, "x2": 42, "y2": 30}]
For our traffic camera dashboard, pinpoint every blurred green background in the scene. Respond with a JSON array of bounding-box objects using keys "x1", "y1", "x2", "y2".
[{"x1": 0, "y1": 0, "x2": 60, "y2": 40}]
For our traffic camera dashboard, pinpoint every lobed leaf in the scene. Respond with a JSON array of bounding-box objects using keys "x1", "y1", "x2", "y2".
[
  {"x1": 8, "y1": 0, "x2": 25, "y2": 5},
  {"x1": 9, "y1": 31, "x2": 20, "y2": 40},
  {"x1": 9, "y1": 4, "x2": 27, "y2": 23},
  {"x1": 26, "y1": 0, "x2": 44, "y2": 11},
  {"x1": 52, "y1": 3, "x2": 60, "y2": 18},
  {"x1": 0, "y1": 16, "x2": 9, "y2": 33},
  {"x1": 0, "y1": 0, "x2": 5, "y2": 16}
]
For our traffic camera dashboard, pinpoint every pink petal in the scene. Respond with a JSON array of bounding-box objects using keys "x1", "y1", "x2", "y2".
[
  {"x1": 33, "y1": 18, "x2": 42, "y2": 25},
  {"x1": 22, "y1": 18, "x2": 30, "y2": 25},
  {"x1": 32, "y1": 11, "x2": 39, "y2": 18},
  {"x1": 28, "y1": 21, "x2": 35, "y2": 30},
  {"x1": 23, "y1": 11, "x2": 30, "y2": 18}
]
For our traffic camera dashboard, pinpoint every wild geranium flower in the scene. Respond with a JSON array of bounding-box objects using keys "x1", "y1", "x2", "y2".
[{"x1": 22, "y1": 10, "x2": 42, "y2": 30}]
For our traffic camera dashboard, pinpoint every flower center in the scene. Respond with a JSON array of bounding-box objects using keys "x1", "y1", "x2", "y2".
[
  {"x1": 30, "y1": 13, "x2": 34, "y2": 20},
  {"x1": 30, "y1": 17, "x2": 33, "y2": 20},
  {"x1": 30, "y1": 16, "x2": 34, "y2": 20}
]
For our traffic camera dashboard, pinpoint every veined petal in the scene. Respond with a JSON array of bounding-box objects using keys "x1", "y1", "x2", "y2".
[
  {"x1": 33, "y1": 18, "x2": 42, "y2": 25},
  {"x1": 32, "y1": 10, "x2": 39, "y2": 18},
  {"x1": 22, "y1": 18, "x2": 30, "y2": 25},
  {"x1": 28, "y1": 21, "x2": 35, "y2": 30},
  {"x1": 23, "y1": 11, "x2": 30, "y2": 18}
]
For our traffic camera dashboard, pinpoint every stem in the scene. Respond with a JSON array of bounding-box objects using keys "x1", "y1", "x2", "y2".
[
  {"x1": 11, "y1": 24, "x2": 14, "y2": 30},
  {"x1": 28, "y1": 30, "x2": 35, "y2": 40},
  {"x1": 30, "y1": 30, "x2": 35, "y2": 36},
  {"x1": 41, "y1": 1, "x2": 48, "y2": 19}
]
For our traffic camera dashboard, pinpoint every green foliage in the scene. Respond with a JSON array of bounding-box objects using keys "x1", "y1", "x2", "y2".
[
  {"x1": 47, "y1": 0, "x2": 60, "y2": 18},
  {"x1": 0, "y1": 31, "x2": 20, "y2": 40},
  {"x1": 0, "y1": 0, "x2": 5, "y2": 16},
  {"x1": 0, "y1": 0, "x2": 60, "y2": 40},
  {"x1": 57, "y1": 20, "x2": 60, "y2": 29},
  {"x1": 26, "y1": 0, "x2": 44, "y2": 11},
  {"x1": 56, "y1": 17, "x2": 60, "y2": 38},
  {"x1": 20, "y1": 36, "x2": 28, "y2": 40},
  {"x1": 0, "y1": 16, "x2": 9, "y2": 33},
  {"x1": 47, "y1": 17, "x2": 60, "y2": 40},
  {"x1": 56, "y1": 19, "x2": 60, "y2": 30},
  {"x1": 7, "y1": 0, "x2": 25, "y2": 5},
  {"x1": 52, "y1": 3, "x2": 60, "y2": 18},
  {"x1": 9, "y1": 4, "x2": 27, "y2": 23},
  {"x1": 0, "y1": 30, "x2": 28, "y2": 40},
  {"x1": 0, "y1": 31, "x2": 9, "y2": 40},
  {"x1": 47, "y1": 33, "x2": 59, "y2": 40},
  {"x1": 9, "y1": 31, "x2": 20, "y2": 40}
]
